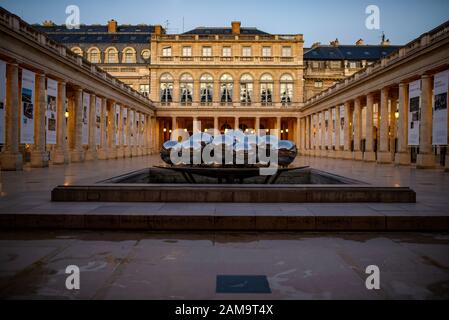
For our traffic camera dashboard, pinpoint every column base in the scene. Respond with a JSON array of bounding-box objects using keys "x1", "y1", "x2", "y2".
[
  {"x1": 394, "y1": 152, "x2": 411, "y2": 166},
  {"x1": 30, "y1": 151, "x2": 49, "y2": 168},
  {"x1": 116, "y1": 147, "x2": 124, "y2": 159},
  {"x1": 85, "y1": 149, "x2": 97, "y2": 161},
  {"x1": 334, "y1": 150, "x2": 342, "y2": 159},
  {"x1": 377, "y1": 151, "x2": 393, "y2": 164},
  {"x1": 131, "y1": 147, "x2": 138, "y2": 157},
  {"x1": 342, "y1": 151, "x2": 353, "y2": 160},
  {"x1": 137, "y1": 147, "x2": 143, "y2": 157},
  {"x1": 353, "y1": 151, "x2": 364, "y2": 161},
  {"x1": 363, "y1": 151, "x2": 376, "y2": 162},
  {"x1": 416, "y1": 153, "x2": 436, "y2": 169},
  {"x1": 124, "y1": 146, "x2": 131, "y2": 158},
  {"x1": 51, "y1": 148, "x2": 67, "y2": 165},
  {"x1": 97, "y1": 148, "x2": 109, "y2": 160},
  {"x1": 445, "y1": 157, "x2": 449, "y2": 172},
  {"x1": 70, "y1": 150, "x2": 85, "y2": 163},
  {"x1": 108, "y1": 148, "x2": 117, "y2": 160},
  {"x1": 0, "y1": 152, "x2": 23, "y2": 171}
]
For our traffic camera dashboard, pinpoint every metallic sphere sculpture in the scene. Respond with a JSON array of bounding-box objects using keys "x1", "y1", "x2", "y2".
[{"x1": 160, "y1": 131, "x2": 297, "y2": 167}]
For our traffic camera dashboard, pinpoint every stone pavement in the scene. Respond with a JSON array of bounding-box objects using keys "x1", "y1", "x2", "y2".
[
  {"x1": 0, "y1": 231, "x2": 448, "y2": 300},
  {"x1": 0, "y1": 156, "x2": 449, "y2": 231}
]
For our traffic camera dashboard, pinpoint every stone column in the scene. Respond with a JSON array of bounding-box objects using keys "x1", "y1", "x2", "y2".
[
  {"x1": 107, "y1": 100, "x2": 117, "y2": 159},
  {"x1": 70, "y1": 88, "x2": 84, "y2": 162},
  {"x1": 353, "y1": 98, "x2": 363, "y2": 161},
  {"x1": 97, "y1": 98, "x2": 109, "y2": 160},
  {"x1": 395, "y1": 83, "x2": 411, "y2": 165},
  {"x1": 132, "y1": 110, "x2": 139, "y2": 157},
  {"x1": 377, "y1": 87, "x2": 392, "y2": 163},
  {"x1": 0, "y1": 63, "x2": 22, "y2": 170},
  {"x1": 52, "y1": 81, "x2": 68, "y2": 164},
  {"x1": 85, "y1": 93, "x2": 97, "y2": 161},
  {"x1": 297, "y1": 117, "x2": 302, "y2": 151},
  {"x1": 137, "y1": 112, "x2": 143, "y2": 156},
  {"x1": 124, "y1": 107, "x2": 131, "y2": 158},
  {"x1": 255, "y1": 117, "x2": 260, "y2": 135},
  {"x1": 30, "y1": 73, "x2": 49, "y2": 167},
  {"x1": 390, "y1": 96, "x2": 398, "y2": 158},
  {"x1": 276, "y1": 117, "x2": 282, "y2": 139},
  {"x1": 343, "y1": 101, "x2": 353, "y2": 159},
  {"x1": 234, "y1": 117, "x2": 239, "y2": 131},
  {"x1": 363, "y1": 93, "x2": 376, "y2": 162},
  {"x1": 320, "y1": 111, "x2": 326, "y2": 156},
  {"x1": 116, "y1": 105, "x2": 124, "y2": 158},
  {"x1": 417, "y1": 74, "x2": 436, "y2": 168},
  {"x1": 334, "y1": 107, "x2": 341, "y2": 158},
  {"x1": 214, "y1": 117, "x2": 219, "y2": 133},
  {"x1": 305, "y1": 116, "x2": 310, "y2": 155}
]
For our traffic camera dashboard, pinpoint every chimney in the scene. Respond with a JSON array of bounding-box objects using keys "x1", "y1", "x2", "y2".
[
  {"x1": 311, "y1": 42, "x2": 321, "y2": 48},
  {"x1": 108, "y1": 19, "x2": 118, "y2": 33},
  {"x1": 231, "y1": 21, "x2": 241, "y2": 35},
  {"x1": 42, "y1": 20, "x2": 55, "y2": 27},
  {"x1": 154, "y1": 24, "x2": 162, "y2": 35},
  {"x1": 330, "y1": 38, "x2": 339, "y2": 46},
  {"x1": 356, "y1": 39, "x2": 364, "y2": 46},
  {"x1": 380, "y1": 33, "x2": 391, "y2": 46}
]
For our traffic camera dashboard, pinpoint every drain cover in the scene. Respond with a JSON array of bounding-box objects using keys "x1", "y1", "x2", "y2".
[{"x1": 216, "y1": 275, "x2": 271, "y2": 294}]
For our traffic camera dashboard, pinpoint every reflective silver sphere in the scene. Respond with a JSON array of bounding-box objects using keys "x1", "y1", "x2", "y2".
[
  {"x1": 277, "y1": 140, "x2": 298, "y2": 167},
  {"x1": 161, "y1": 140, "x2": 180, "y2": 165}
]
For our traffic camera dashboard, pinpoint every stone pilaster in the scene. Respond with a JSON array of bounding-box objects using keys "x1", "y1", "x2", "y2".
[
  {"x1": 30, "y1": 73, "x2": 49, "y2": 167},
  {"x1": 52, "y1": 81, "x2": 68, "y2": 165},
  {"x1": 85, "y1": 93, "x2": 97, "y2": 161},
  {"x1": 417, "y1": 74, "x2": 436, "y2": 168},
  {"x1": 364, "y1": 93, "x2": 376, "y2": 162},
  {"x1": 107, "y1": 100, "x2": 117, "y2": 159},
  {"x1": 97, "y1": 98, "x2": 109, "y2": 160},
  {"x1": 0, "y1": 63, "x2": 23, "y2": 171},
  {"x1": 377, "y1": 87, "x2": 392, "y2": 163},
  {"x1": 70, "y1": 88, "x2": 85, "y2": 162}
]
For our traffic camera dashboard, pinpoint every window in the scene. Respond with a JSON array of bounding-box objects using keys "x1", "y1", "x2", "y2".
[
  {"x1": 123, "y1": 48, "x2": 135, "y2": 63},
  {"x1": 162, "y1": 47, "x2": 172, "y2": 57},
  {"x1": 262, "y1": 46, "x2": 272, "y2": 57},
  {"x1": 330, "y1": 61, "x2": 341, "y2": 69},
  {"x1": 180, "y1": 73, "x2": 193, "y2": 105},
  {"x1": 242, "y1": 46, "x2": 252, "y2": 57},
  {"x1": 106, "y1": 48, "x2": 118, "y2": 63},
  {"x1": 240, "y1": 74, "x2": 253, "y2": 105},
  {"x1": 282, "y1": 46, "x2": 292, "y2": 57},
  {"x1": 160, "y1": 73, "x2": 173, "y2": 104},
  {"x1": 260, "y1": 74, "x2": 273, "y2": 106},
  {"x1": 140, "y1": 84, "x2": 150, "y2": 97},
  {"x1": 280, "y1": 74, "x2": 294, "y2": 106},
  {"x1": 314, "y1": 81, "x2": 323, "y2": 88},
  {"x1": 348, "y1": 61, "x2": 360, "y2": 69},
  {"x1": 71, "y1": 47, "x2": 83, "y2": 57},
  {"x1": 88, "y1": 48, "x2": 101, "y2": 63},
  {"x1": 141, "y1": 49, "x2": 151, "y2": 60},
  {"x1": 182, "y1": 46, "x2": 192, "y2": 57},
  {"x1": 220, "y1": 74, "x2": 233, "y2": 104},
  {"x1": 200, "y1": 74, "x2": 213, "y2": 105},
  {"x1": 202, "y1": 46, "x2": 212, "y2": 57},
  {"x1": 222, "y1": 46, "x2": 232, "y2": 57}
]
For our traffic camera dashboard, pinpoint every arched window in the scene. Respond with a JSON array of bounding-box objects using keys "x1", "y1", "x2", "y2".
[
  {"x1": 260, "y1": 73, "x2": 273, "y2": 106},
  {"x1": 200, "y1": 74, "x2": 213, "y2": 106},
  {"x1": 220, "y1": 74, "x2": 233, "y2": 105},
  {"x1": 123, "y1": 48, "x2": 136, "y2": 63},
  {"x1": 180, "y1": 73, "x2": 193, "y2": 105},
  {"x1": 280, "y1": 74, "x2": 294, "y2": 106},
  {"x1": 71, "y1": 47, "x2": 83, "y2": 57},
  {"x1": 88, "y1": 47, "x2": 101, "y2": 63},
  {"x1": 105, "y1": 47, "x2": 118, "y2": 64},
  {"x1": 160, "y1": 73, "x2": 174, "y2": 105},
  {"x1": 240, "y1": 74, "x2": 253, "y2": 105}
]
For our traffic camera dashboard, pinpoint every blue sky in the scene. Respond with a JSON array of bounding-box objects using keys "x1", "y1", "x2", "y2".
[{"x1": 1, "y1": 0, "x2": 449, "y2": 46}]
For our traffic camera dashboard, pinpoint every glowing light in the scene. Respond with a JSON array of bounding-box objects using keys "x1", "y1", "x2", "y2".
[
  {"x1": 395, "y1": 111, "x2": 400, "y2": 119},
  {"x1": 65, "y1": 111, "x2": 69, "y2": 118},
  {"x1": 163, "y1": 128, "x2": 167, "y2": 132}
]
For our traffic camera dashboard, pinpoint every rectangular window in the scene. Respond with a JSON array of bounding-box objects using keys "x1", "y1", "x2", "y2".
[
  {"x1": 222, "y1": 46, "x2": 232, "y2": 57},
  {"x1": 348, "y1": 61, "x2": 358, "y2": 69},
  {"x1": 282, "y1": 46, "x2": 292, "y2": 57},
  {"x1": 314, "y1": 81, "x2": 323, "y2": 88},
  {"x1": 139, "y1": 84, "x2": 150, "y2": 97},
  {"x1": 182, "y1": 46, "x2": 192, "y2": 57},
  {"x1": 162, "y1": 47, "x2": 172, "y2": 57},
  {"x1": 242, "y1": 46, "x2": 252, "y2": 57},
  {"x1": 202, "y1": 46, "x2": 212, "y2": 57},
  {"x1": 262, "y1": 46, "x2": 272, "y2": 57},
  {"x1": 330, "y1": 61, "x2": 341, "y2": 69}
]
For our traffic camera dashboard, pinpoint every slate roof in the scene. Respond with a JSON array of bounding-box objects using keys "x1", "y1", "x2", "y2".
[
  {"x1": 304, "y1": 45, "x2": 401, "y2": 61},
  {"x1": 183, "y1": 27, "x2": 269, "y2": 35},
  {"x1": 34, "y1": 24, "x2": 157, "y2": 43}
]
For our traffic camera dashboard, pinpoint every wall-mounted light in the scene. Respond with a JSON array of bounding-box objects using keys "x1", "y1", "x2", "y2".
[
  {"x1": 184, "y1": 128, "x2": 188, "y2": 132},
  {"x1": 285, "y1": 129, "x2": 289, "y2": 133},
  {"x1": 266, "y1": 129, "x2": 269, "y2": 133},
  {"x1": 204, "y1": 129, "x2": 208, "y2": 132},
  {"x1": 395, "y1": 111, "x2": 400, "y2": 119},
  {"x1": 65, "y1": 111, "x2": 69, "y2": 119},
  {"x1": 169, "y1": 129, "x2": 172, "y2": 133},
  {"x1": 281, "y1": 130, "x2": 284, "y2": 134},
  {"x1": 163, "y1": 128, "x2": 167, "y2": 132}
]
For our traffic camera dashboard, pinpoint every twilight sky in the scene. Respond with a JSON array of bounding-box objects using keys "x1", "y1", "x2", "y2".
[{"x1": 1, "y1": 0, "x2": 449, "y2": 46}]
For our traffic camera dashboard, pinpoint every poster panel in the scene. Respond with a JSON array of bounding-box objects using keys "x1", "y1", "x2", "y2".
[
  {"x1": 318, "y1": 113, "x2": 322, "y2": 147},
  {"x1": 324, "y1": 111, "x2": 329, "y2": 146},
  {"x1": 331, "y1": 108, "x2": 336, "y2": 146},
  {"x1": 95, "y1": 97, "x2": 101, "y2": 146},
  {"x1": 46, "y1": 79, "x2": 58, "y2": 145},
  {"x1": 20, "y1": 69, "x2": 35, "y2": 144},
  {"x1": 123, "y1": 109, "x2": 128, "y2": 146},
  {"x1": 82, "y1": 93, "x2": 90, "y2": 145},
  {"x1": 130, "y1": 110, "x2": 135, "y2": 146},
  {"x1": 432, "y1": 70, "x2": 449, "y2": 146},
  {"x1": 0, "y1": 60, "x2": 6, "y2": 144},
  {"x1": 140, "y1": 114, "x2": 145, "y2": 146},
  {"x1": 115, "y1": 104, "x2": 120, "y2": 146},
  {"x1": 339, "y1": 105, "x2": 345, "y2": 147},
  {"x1": 408, "y1": 80, "x2": 421, "y2": 146}
]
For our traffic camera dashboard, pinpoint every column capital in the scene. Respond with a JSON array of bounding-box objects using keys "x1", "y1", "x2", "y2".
[
  {"x1": 399, "y1": 82, "x2": 408, "y2": 88},
  {"x1": 421, "y1": 73, "x2": 432, "y2": 79}
]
